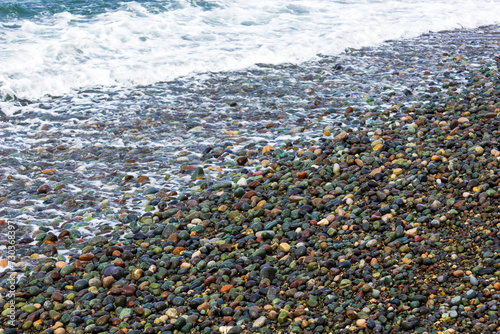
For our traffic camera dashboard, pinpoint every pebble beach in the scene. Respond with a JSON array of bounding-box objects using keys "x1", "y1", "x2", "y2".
[{"x1": 1, "y1": 24, "x2": 500, "y2": 334}]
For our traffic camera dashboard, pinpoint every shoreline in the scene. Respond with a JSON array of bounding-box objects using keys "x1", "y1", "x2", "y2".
[{"x1": 1, "y1": 25, "x2": 500, "y2": 333}]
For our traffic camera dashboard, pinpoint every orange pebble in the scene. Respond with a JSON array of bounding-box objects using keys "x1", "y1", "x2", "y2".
[
  {"x1": 220, "y1": 285, "x2": 234, "y2": 293},
  {"x1": 297, "y1": 172, "x2": 308, "y2": 179},
  {"x1": 172, "y1": 247, "x2": 184, "y2": 255},
  {"x1": 79, "y1": 253, "x2": 94, "y2": 261},
  {"x1": 112, "y1": 250, "x2": 122, "y2": 257},
  {"x1": 114, "y1": 259, "x2": 125, "y2": 267},
  {"x1": 55, "y1": 261, "x2": 67, "y2": 268},
  {"x1": 74, "y1": 259, "x2": 83, "y2": 270}
]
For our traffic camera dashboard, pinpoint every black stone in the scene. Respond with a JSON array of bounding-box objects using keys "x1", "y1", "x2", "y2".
[
  {"x1": 102, "y1": 266, "x2": 125, "y2": 280},
  {"x1": 260, "y1": 266, "x2": 277, "y2": 281},
  {"x1": 401, "y1": 318, "x2": 419, "y2": 330},
  {"x1": 338, "y1": 261, "x2": 352, "y2": 269},
  {"x1": 478, "y1": 267, "x2": 495, "y2": 275},
  {"x1": 228, "y1": 326, "x2": 243, "y2": 334}
]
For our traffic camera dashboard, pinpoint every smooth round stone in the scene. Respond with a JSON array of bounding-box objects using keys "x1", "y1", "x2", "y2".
[
  {"x1": 379, "y1": 206, "x2": 391, "y2": 215},
  {"x1": 60, "y1": 264, "x2": 76, "y2": 276},
  {"x1": 429, "y1": 233, "x2": 440, "y2": 242},
  {"x1": 172, "y1": 297, "x2": 185, "y2": 306},
  {"x1": 409, "y1": 295, "x2": 427, "y2": 303},
  {"x1": 188, "y1": 297, "x2": 205, "y2": 309},
  {"x1": 166, "y1": 308, "x2": 178, "y2": 318},
  {"x1": 429, "y1": 219, "x2": 440, "y2": 228},
  {"x1": 252, "y1": 248, "x2": 266, "y2": 259},
  {"x1": 338, "y1": 260, "x2": 352, "y2": 269},
  {"x1": 361, "y1": 284, "x2": 372, "y2": 293},
  {"x1": 186, "y1": 314, "x2": 198, "y2": 325},
  {"x1": 73, "y1": 279, "x2": 89, "y2": 292},
  {"x1": 174, "y1": 317, "x2": 186, "y2": 329},
  {"x1": 401, "y1": 319, "x2": 418, "y2": 330},
  {"x1": 333, "y1": 163, "x2": 340, "y2": 173},
  {"x1": 395, "y1": 225, "x2": 404, "y2": 238},
  {"x1": 470, "y1": 276, "x2": 479, "y2": 286},
  {"x1": 22, "y1": 321, "x2": 33, "y2": 331},
  {"x1": 222, "y1": 307, "x2": 233, "y2": 316},
  {"x1": 154, "y1": 301, "x2": 167, "y2": 311},
  {"x1": 102, "y1": 266, "x2": 125, "y2": 280},
  {"x1": 102, "y1": 276, "x2": 115, "y2": 288},
  {"x1": 162, "y1": 224, "x2": 177, "y2": 239},
  {"x1": 249, "y1": 307, "x2": 260, "y2": 319},
  {"x1": 248, "y1": 293, "x2": 260, "y2": 303},
  {"x1": 464, "y1": 289, "x2": 477, "y2": 299},
  {"x1": 28, "y1": 286, "x2": 41, "y2": 296},
  {"x1": 267, "y1": 287, "x2": 278, "y2": 301},
  {"x1": 23, "y1": 304, "x2": 37, "y2": 314},
  {"x1": 307, "y1": 297, "x2": 318, "y2": 307},
  {"x1": 261, "y1": 231, "x2": 275, "y2": 240},
  {"x1": 89, "y1": 277, "x2": 101, "y2": 288},
  {"x1": 366, "y1": 239, "x2": 378, "y2": 248},
  {"x1": 88, "y1": 236, "x2": 108, "y2": 246},
  {"x1": 294, "y1": 246, "x2": 307, "y2": 257},
  {"x1": 400, "y1": 245, "x2": 410, "y2": 253},
  {"x1": 131, "y1": 268, "x2": 143, "y2": 280},
  {"x1": 178, "y1": 230, "x2": 190, "y2": 240},
  {"x1": 228, "y1": 326, "x2": 242, "y2": 334},
  {"x1": 367, "y1": 318, "x2": 375, "y2": 329},
  {"x1": 451, "y1": 296, "x2": 461, "y2": 305},
  {"x1": 96, "y1": 315, "x2": 110, "y2": 326},
  {"x1": 410, "y1": 301, "x2": 420, "y2": 308},
  {"x1": 119, "y1": 308, "x2": 133, "y2": 319},
  {"x1": 294, "y1": 291, "x2": 306, "y2": 299},
  {"x1": 4, "y1": 329, "x2": 18, "y2": 334},
  {"x1": 339, "y1": 279, "x2": 352, "y2": 289},
  {"x1": 279, "y1": 243, "x2": 290, "y2": 252},
  {"x1": 277, "y1": 311, "x2": 288, "y2": 324},
  {"x1": 144, "y1": 187, "x2": 159, "y2": 194},
  {"x1": 43, "y1": 300, "x2": 54, "y2": 310},
  {"x1": 253, "y1": 316, "x2": 267, "y2": 328},
  {"x1": 233, "y1": 187, "x2": 245, "y2": 197},
  {"x1": 260, "y1": 266, "x2": 277, "y2": 281},
  {"x1": 356, "y1": 319, "x2": 367, "y2": 327}
]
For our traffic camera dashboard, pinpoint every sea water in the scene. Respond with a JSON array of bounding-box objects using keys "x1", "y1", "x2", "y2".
[{"x1": 1, "y1": 0, "x2": 500, "y2": 105}]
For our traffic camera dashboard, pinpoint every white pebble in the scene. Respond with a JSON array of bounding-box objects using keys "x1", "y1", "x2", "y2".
[
  {"x1": 333, "y1": 163, "x2": 340, "y2": 173},
  {"x1": 237, "y1": 177, "x2": 247, "y2": 186}
]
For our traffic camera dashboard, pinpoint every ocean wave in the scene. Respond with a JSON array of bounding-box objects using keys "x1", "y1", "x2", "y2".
[{"x1": 1, "y1": 0, "x2": 500, "y2": 100}]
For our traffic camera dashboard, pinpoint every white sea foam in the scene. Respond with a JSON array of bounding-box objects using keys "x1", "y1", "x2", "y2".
[{"x1": 1, "y1": 0, "x2": 500, "y2": 101}]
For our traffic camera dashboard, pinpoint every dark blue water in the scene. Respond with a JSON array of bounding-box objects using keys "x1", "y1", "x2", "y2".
[{"x1": 0, "y1": 0, "x2": 220, "y2": 20}]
